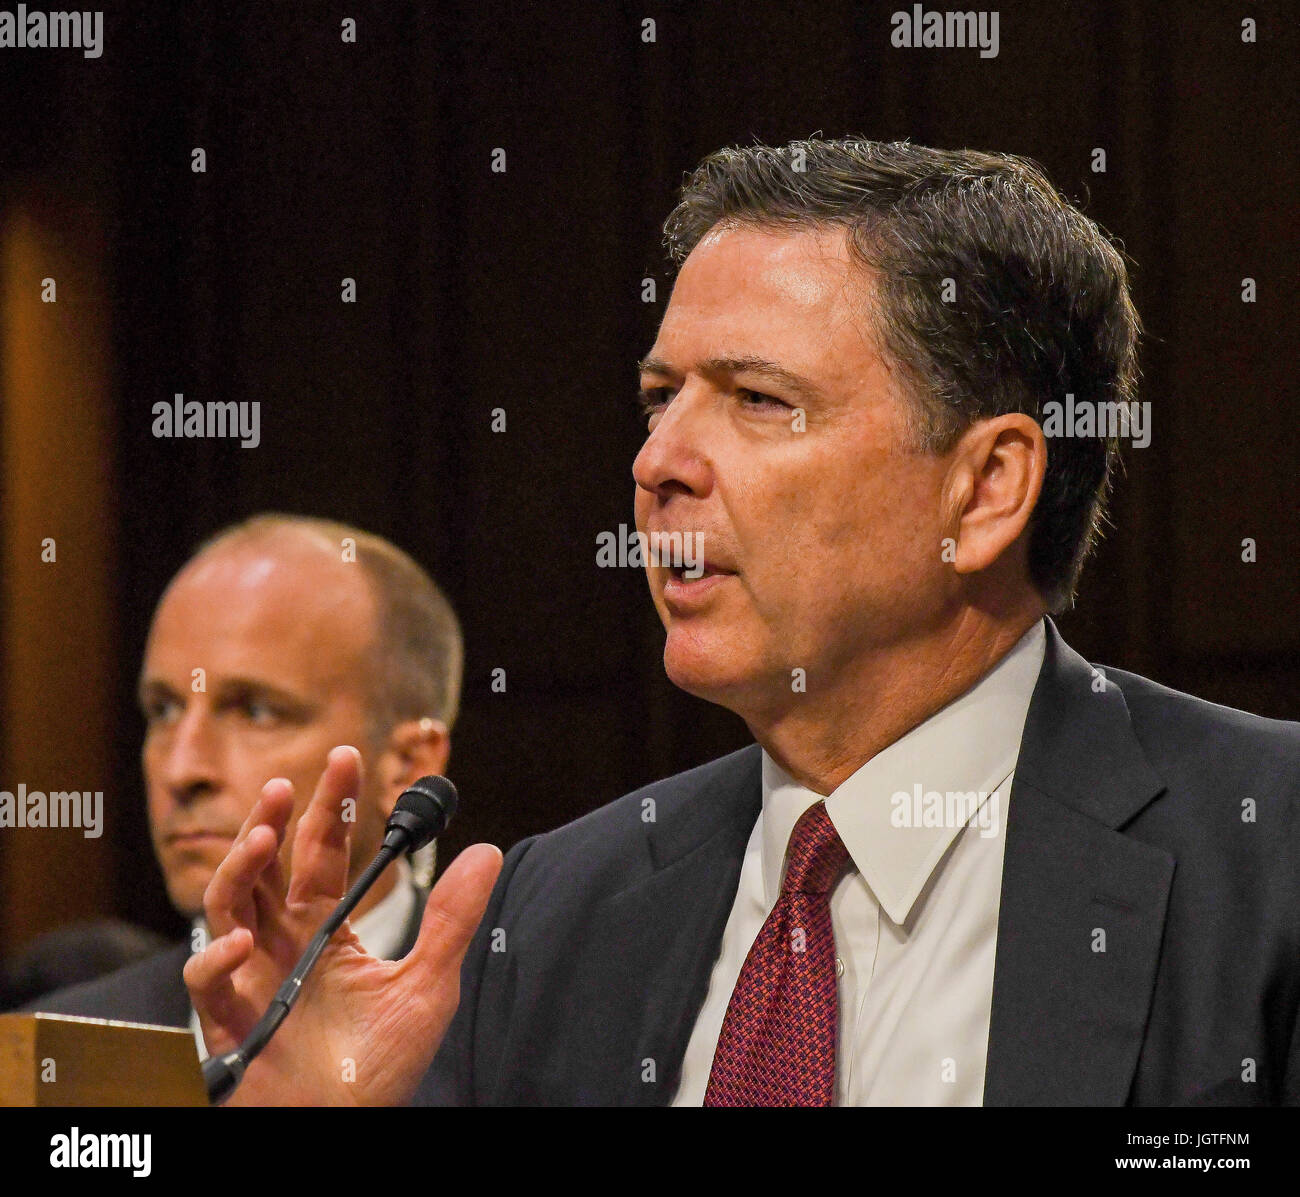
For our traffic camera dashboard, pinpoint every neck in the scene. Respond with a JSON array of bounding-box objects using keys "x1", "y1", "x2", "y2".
[{"x1": 749, "y1": 607, "x2": 1043, "y2": 795}]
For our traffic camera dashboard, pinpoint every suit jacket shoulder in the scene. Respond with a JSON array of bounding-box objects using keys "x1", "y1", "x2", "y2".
[
  {"x1": 985, "y1": 625, "x2": 1300, "y2": 1106},
  {"x1": 1107, "y1": 663, "x2": 1300, "y2": 791},
  {"x1": 488, "y1": 746, "x2": 762, "y2": 909},
  {"x1": 22, "y1": 942, "x2": 193, "y2": 1028},
  {"x1": 417, "y1": 745, "x2": 762, "y2": 1105},
  {"x1": 23, "y1": 882, "x2": 432, "y2": 1030}
]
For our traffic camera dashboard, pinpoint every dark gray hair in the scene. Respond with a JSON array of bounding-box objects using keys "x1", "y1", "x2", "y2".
[
  {"x1": 663, "y1": 138, "x2": 1143, "y2": 612},
  {"x1": 190, "y1": 513, "x2": 462, "y2": 743}
]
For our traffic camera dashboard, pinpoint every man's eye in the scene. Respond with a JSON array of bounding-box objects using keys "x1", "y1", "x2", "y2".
[
  {"x1": 242, "y1": 699, "x2": 279, "y2": 726},
  {"x1": 144, "y1": 698, "x2": 182, "y2": 725},
  {"x1": 637, "y1": 387, "x2": 674, "y2": 420},
  {"x1": 737, "y1": 388, "x2": 787, "y2": 410}
]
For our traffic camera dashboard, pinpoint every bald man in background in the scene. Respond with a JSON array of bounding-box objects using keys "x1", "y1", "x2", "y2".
[{"x1": 29, "y1": 514, "x2": 463, "y2": 1056}]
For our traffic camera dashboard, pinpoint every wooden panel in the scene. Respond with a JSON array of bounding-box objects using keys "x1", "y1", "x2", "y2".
[
  {"x1": 0, "y1": 196, "x2": 116, "y2": 955},
  {"x1": 0, "y1": 1013, "x2": 205, "y2": 1106}
]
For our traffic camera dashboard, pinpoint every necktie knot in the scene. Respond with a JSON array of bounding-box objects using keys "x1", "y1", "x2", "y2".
[{"x1": 781, "y1": 801, "x2": 850, "y2": 895}]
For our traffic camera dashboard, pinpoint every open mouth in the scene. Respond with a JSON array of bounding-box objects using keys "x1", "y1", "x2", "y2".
[{"x1": 663, "y1": 562, "x2": 734, "y2": 598}]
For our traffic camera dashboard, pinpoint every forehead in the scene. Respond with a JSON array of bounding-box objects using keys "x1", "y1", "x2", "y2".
[
  {"x1": 144, "y1": 536, "x2": 377, "y2": 692},
  {"x1": 652, "y1": 223, "x2": 883, "y2": 384}
]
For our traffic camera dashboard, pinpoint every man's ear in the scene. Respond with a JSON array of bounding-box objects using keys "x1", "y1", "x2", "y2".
[
  {"x1": 372, "y1": 718, "x2": 451, "y2": 819},
  {"x1": 942, "y1": 413, "x2": 1046, "y2": 578}
]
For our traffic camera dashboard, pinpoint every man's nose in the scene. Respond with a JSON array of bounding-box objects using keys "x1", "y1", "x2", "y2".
[
  {"x1": 155, "y1": 707, "x2": 224, "y2": 804},
  {"x1": 632, "y1": 386, "x2": 714, "y2": 501}
]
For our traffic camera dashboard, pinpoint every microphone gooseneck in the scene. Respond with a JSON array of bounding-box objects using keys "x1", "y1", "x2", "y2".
[{"x1": 202, "y1": 775, "x2": 459, "y2": 1104}]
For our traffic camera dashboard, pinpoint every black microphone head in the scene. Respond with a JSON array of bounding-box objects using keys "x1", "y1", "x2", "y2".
[{"x1": 386, "y1": 775, "x2": 458, "y2": 853}]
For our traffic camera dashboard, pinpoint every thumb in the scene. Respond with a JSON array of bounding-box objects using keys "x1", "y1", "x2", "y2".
[{"x1": 401, "y1": 843, "x2": 504, "y2": 986}]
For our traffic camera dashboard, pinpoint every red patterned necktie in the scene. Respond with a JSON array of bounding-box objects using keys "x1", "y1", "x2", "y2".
[{"x1": 704, "y1": 800, "x2": 851, "y2": 1106}]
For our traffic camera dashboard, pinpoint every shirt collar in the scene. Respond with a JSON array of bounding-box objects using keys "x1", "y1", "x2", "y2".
[
  {"x1": 350, "y1": 855, "x2": 418, "y2": 959},
  {"x1": 760, "y1": 619, "x2": 1046, "y2": 926}
]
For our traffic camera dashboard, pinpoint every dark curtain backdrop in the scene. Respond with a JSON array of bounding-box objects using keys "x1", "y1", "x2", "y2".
[{"x1": 1, "y1": 1, "x2": 1296, "y2": 949}]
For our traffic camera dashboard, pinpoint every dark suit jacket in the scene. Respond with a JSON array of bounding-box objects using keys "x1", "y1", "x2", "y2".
[
  {"x1": 26, "y1": 882, "x2": 430, "y2": 1029},
  {"x1": 419, "y1": 620, "x2": 1300, "y2": 1106}
]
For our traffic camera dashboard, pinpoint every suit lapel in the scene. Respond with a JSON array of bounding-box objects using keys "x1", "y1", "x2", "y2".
[
  {"x1": 576, "y1": 747, "x2": 762, "y2": 1106},
  {"x1": 984, "y1": 621, "x2": 1174, "y2": 1105}
]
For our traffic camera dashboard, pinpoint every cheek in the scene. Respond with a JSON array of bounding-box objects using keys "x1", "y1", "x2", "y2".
[
  {"x1": 144, "y1": 793, "x2": 171, "y2": 842},
  {"x1": 272, "y1": 712, "x2": 372, "y2": 812},
  {"x1": 241, "y1": 717, "x2": 350, "y2": 774},
  {"x1": 215, "y1": 742, "x2": 325, "y2": 832},
  {"x1": 633, "y1": 487, "x2": 652, "y2": 528},
  {"x1": 771, "y1": 452, "x2": 945, "y2": 605},
  {"x1": 142, "y1": 756, "x2": 174, "y2": 830}
]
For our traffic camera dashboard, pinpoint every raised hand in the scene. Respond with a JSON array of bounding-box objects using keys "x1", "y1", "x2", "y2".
[{"x1": 183, "y1": 745, "x2": 502, "y2": 1105}]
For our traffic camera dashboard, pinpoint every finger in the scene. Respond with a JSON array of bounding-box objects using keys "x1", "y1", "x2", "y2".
[
  {"x1": 399, "y1": 843, "x2": 504, "y2": 987},
  {"x1": 202, "y1": 777, "x2": 294, "y2": 934},
  {"x1": 228, "y1": 777, "x2": 295, "y2": 861},
  {"x1": 205, "y1": 822, "x2": 280, "y2": 939},
  {"x1": 184, "y1": 926, "x2": 252, "y2": 995},
  {"x1": 237, "y1": 776, "x2": 295, "y2": 844},
  {"x1": 260, "y1": 844, "x2": 289, "y2": 901},
  {"x1": 287, "y1": 745, "x2": 361, "y2": 907},
  {"x1": 184, "y1": 927, "x2": 258, "y2": 1038}
]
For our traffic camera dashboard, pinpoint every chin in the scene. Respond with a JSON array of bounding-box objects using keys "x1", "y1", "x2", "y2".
[
  {"x1": 662, "y1": 632, "x2": 758, "y2": 707},
  {"x1": 170, "y1": 893, "x2": 206, "y2": 923},
  {"x1": 164, "y1": 869, "x2": 214, "y2": 924}
]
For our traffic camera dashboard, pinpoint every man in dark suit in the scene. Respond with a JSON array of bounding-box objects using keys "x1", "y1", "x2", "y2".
[
  {"x1": 183, "y1": 139, "x2": 1299, "y2": 1107},
  {"x1": 417, "y1": 620, "x2": 1300, "y2": 1106},
  {"x1": 28, "y1": 514, "x2": 462, "y2": 1051}
]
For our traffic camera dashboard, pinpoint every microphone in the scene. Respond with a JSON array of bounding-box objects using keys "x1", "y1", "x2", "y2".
[{"x1": 201, "y1": 775, "x2": 459, "y2": 1104}]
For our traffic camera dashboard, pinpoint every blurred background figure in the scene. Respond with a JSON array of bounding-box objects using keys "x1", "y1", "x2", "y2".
[
  {"x1": 0, "y1": 919, "x2": 168, "y2": 1011},
  {"x1": 25, "y1": 513, "x2": 463, "y2": 1056}
]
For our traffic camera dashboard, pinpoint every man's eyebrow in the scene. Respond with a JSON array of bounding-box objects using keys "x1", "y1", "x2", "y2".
[
  {"x1": 214, "y1": 677, "x2": 311, "y2": 704},
  {"x1": 636, "y1": 355, "x2": 675, "y2": 378},
  {"x1": 637, "y1": 354, "x2": 822, "y2": 400},
  {"x1": 137, "y1": 676, "x2": 177, "y2": 706},
  {"x1": 137, "y1": 675, "x2": 311, "y2": 708}
]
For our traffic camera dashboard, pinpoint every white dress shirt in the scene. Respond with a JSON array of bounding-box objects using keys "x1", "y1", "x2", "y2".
[
  {"x1": 672, "y1": 621, "x2": 1046, "y2": 1105},
  {"x1": 188, "y1": 856, "x2": 419, "y2": 1059}
]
